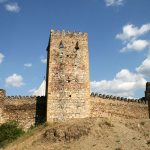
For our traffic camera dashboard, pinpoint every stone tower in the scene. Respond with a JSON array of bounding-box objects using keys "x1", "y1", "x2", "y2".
[{"x1": 46, "y1": 30, "x2": 90, "y2": 122}]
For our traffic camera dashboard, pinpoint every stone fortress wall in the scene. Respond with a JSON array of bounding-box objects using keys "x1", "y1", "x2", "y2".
[
  {"x1": 90, "y1": 94, "x2": 148, "y2": 119},
  {"x1": 0, "y1": 88, "x2": 149, "y2": 129},
  {"x1": 0, "y1": 89, "x2": 46, "y2": 129},
  {"x1": 0, "y1": 30, "x2": 150, "y2": 130}
]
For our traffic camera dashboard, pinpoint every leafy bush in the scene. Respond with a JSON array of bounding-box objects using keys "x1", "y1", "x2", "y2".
[{"x1": 0, "y1": 121, "x2": 24, "y2": 147}]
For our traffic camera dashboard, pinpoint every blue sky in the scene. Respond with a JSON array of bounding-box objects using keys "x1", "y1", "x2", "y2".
[{"x1": 0, "y1": 0, "x2": 150, "y2": 98}]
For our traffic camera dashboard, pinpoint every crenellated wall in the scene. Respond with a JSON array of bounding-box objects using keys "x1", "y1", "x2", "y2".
[
  {"x1": 90, "y1": 92, "x2": 147, "y2": 104},
  {"x1": 0, "y1": 93, "x2": 149, "y2": 130},
  {"x1": 0, "y1": 96, "x2": 46, "y2": 130},
  {"x1": 90, "y1": 94, "x2": 148, "y2": 119}
]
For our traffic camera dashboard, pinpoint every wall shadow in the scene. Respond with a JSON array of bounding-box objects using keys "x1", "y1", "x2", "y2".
[{"x1": 35, "y1": 96, "x2": 47, "y2": 125}]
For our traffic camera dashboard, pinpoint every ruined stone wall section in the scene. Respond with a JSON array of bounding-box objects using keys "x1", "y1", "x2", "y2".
[
  {"x1": 90, "y1": 97, "x2": 148, "y2": 119},
  {"x1": 46, "y1": 30, "x2": 90, "y2": 122},
  {"x1": 0, "y1": 96, "x2": 46, "y2": 129}
]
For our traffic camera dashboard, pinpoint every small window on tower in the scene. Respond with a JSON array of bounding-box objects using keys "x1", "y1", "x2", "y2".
[
  {"x1": 59, "y1": 41, "x2": 64, "y2": 49},
  {"x1": 75, "y1": 42, "x2": 79, "y2": 50}
]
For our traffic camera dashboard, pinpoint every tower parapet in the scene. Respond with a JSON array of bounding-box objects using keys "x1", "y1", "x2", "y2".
[{"x1": 50, "y1": 29, "x2": 88, "y2": 36}]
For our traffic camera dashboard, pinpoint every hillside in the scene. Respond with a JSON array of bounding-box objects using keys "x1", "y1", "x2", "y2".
[{"x1": 3, "y1": 117, "x2": 150, "y2": 150}]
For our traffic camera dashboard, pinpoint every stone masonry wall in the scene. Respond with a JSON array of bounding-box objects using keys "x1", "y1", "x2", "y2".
[
  {"x1": 0, "y1": 94, "x2": 149, "y2": 130},
  {"x1": 90, "y1": 96, "x2": 148, "y2": 119},
  {"x1": 46, "y1": 30, "x2": 90, "y2": 122},
  {"x1": 0, "y1": 96, "x2": 46, "y2": 129}
]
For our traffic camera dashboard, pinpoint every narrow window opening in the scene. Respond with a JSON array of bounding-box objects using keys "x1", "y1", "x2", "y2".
[
  {"x1": 75, "y1": 42, "x2": 79, "y2": 50},
  {"x1": 59, "y1": 41, "x2": 64, "y2": 48},
  {"x1": 67, "y1": 79, "x2": 71, "y2": 83},
  {"x1": 69, "y1": 95, "x2": 71, "y2": 97}
]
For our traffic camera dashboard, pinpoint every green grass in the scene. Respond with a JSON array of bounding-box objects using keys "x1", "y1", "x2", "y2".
[
  {"x1": 5, "y1": 122, "x2": 51, "y2": 149},
  {"x1": 0, "y1": 121, "x2": 24, "y2": 148},
  {"x1": 0, "y1": 121, "x2": 61, "y2": 149}
]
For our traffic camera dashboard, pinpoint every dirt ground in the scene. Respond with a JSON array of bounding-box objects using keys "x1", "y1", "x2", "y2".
[{"x1": 4, "y1": 117, "x2": 150, "y2": 150}]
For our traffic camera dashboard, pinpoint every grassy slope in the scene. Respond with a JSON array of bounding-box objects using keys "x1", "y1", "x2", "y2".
[{"x1": 3, "y1": 117, "x2": 150, "y2": 150}]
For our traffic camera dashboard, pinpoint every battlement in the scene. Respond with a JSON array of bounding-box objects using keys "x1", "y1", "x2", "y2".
[
  {"x1": 0, "y1": 89, "x2": 45, "y2": 101},
  {"x1": 50, "y1": 29, "x2": 88, "y2": 36},
  {"x1": 90, "y1": 93, "x2": 147, "y2": 104},
  {"x1": 2, "y1": 96, "x2": 45, "y2": 101}
]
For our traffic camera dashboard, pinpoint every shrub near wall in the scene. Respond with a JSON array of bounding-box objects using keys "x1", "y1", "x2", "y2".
[{"x1": 0, "y1": 121, "x2": 24, "y2": 147}]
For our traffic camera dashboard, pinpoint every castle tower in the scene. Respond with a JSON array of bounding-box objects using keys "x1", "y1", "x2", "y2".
[{"x1": 46, "y1": 30, "x2": 90, "y2": 122}]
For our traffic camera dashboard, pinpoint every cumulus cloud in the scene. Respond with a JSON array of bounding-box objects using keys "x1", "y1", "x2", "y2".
[
  {"x1": 116, "y1": 23, "x2": 150, "y2": 41},
  {"x1": 116, "y1": 23, "x2": 150, "y2": 53},
  {"x1": 5, "y1": 74, "x2": 24, "y2": 87},
  {"x1": 120, "y1": 40, "x2": 150, "y2": 52},
  {"x1": 136, "y1": 56, "x2": 150, "y2": 77},
  {"x1": 24, "y1": 63, "x2": 32, "y2": 68},
  {"x1": 41, "y1": 57, "x2": 47, "y2": 64},
  {"x1": 105, "y1": 0, "x2": 124, "y2": 6},
  {"x1": 5, "y1": 2, "x2": 20, "y2": 13},
  {"x1": 90, "y1": 69, "x2": 146, "y2": 97},
  {"x1": 0, "y1": 52, "x2": 4, "y2": 64}
]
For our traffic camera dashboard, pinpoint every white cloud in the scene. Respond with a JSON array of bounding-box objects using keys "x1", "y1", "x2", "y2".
[
  {"x1": 90, "y1": 69, "x2": 146, "y2": 97},
  {"x1": 0, "y1": 52, "x2": 4, "y2": 64},
  {"x1": 105, "y1": 0, "x2": 124, "y2": 6},
  {"x1": 24, "y1": 63, "x2": 32, "y2": 68},
  {"x1": 41, "y1": 57, "x2": 47, "y2": 64},
  {"x1": 136, "y1": 56, "x2": 150, "y2": 77},
  {"x1": 5, "y1": 74, "x2": 24, "y2": 87},
  {"x1": 120, "y1": 40, "x2": 149, "y2": 52},
  {"x1": 5, "y1": 2, "x2": 20, "y2": 13},
  {"x1": 116, "y1": 23, "x2": 150, "y2": 41}
]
